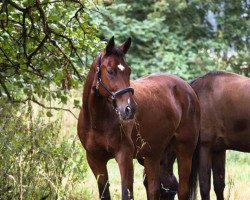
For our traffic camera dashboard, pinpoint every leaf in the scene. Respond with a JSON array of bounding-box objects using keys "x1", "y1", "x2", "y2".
[{"x1": 46, "y1": 111, "x2": 53, "y2": 117}]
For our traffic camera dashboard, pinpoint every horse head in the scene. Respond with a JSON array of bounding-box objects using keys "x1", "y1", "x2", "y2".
[{"x1": 94, "y1": 36, "x2": 137, "y2": 121}]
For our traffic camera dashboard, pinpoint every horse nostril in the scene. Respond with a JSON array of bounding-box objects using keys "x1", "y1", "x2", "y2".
[{"x1": 125, "y1": 106, "x2": 131, "y2": 116}]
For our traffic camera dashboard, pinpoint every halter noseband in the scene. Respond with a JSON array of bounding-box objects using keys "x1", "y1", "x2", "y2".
[{"x1": 96, "y1": 54, "x2": 134, "y2": 100}]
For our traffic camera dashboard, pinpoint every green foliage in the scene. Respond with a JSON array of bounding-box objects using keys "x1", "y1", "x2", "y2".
[
  {"x1": 0, "y1": 103, "x2": 87, "y2": 199},
  {"x1": 0, "y1": 1, "x2": 249, "y2": 199},
  {"x1": 92, "y1": 0, "x2": 249, "y2": 79},
  {"x1": 0, "y1": 0, "x2": 101, "y2": 104}
]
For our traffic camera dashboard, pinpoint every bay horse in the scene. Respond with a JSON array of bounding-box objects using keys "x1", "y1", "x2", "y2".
[
  {"x1": 77, "y1": 36, "x2": 200, "y2": 200},
  {"x1": 190, "y1": 71, "x2": 250, "y2": 200}
]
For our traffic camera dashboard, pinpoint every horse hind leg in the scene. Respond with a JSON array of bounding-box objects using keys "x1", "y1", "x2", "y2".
[
  {"x1": 199, "y1": 144, "x2": 212, "y2": 200},
  {"x1": 86, "y1": 153, "x2": 111, "y2": 200},
  {"x1": 174, "y1": 122, "x2": 199, "y2": 200},
  {"x1": 136, "y1": 158, "x2": 151, "y2": 199},
  {"x1": 144, "y1": 157, "x2": 161, "y2": 200},
  {"x1": 175, "y1": 141, "x2": 195, "y2": 200},
  {"x1": 159, "y1": 142, "x2": 178, "y2": 200},
  {"x1": 141, "y1": 142, "x2": 178, "y2": 200},
  {"x1": 212, "y1": 151, "x2": 226, "y2": 200},
  {"x1": 142, "y1": 162, "x2": 178, "y2": 200},
  {"x1": 159, "y1": 164, "x2": 178, "y2": 200}
]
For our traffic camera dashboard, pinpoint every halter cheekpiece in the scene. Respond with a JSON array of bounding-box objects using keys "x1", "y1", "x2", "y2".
[{"x1": 96, "y1": 53, "x2": 134, "y2": 100}]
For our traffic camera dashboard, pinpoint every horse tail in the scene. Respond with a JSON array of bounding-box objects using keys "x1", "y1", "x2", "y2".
[{"x1": 188, "y1": 135, "x2": 200, "y2": 200}]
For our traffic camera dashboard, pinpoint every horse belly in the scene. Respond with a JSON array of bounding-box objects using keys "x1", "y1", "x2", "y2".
[
  {"x1": 222, "y1": 100, "x2": 250, "y2": 152},
  {"x1": 226, "y1": 126, "x2": 250, "y2": 152}
]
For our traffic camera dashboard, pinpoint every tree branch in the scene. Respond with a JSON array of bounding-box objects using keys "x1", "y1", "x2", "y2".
[
  {"x1": 35, "y1": 0, "x2": 50, "y2": 35},
  {"x1": 5, "y1": 0, "x2": 26, "y2": 12},
  {"x1": 27, "y1": 35, "x2": 49, "y2": 61},
  {"x1": 30, "y1": 97, "x2": 78, "y2": 119},
  {"x1": 49, "y1": 39, "x2": 83, "y2": 81},
  {"x1": 50, "y1": 29, "x2": 84, "y2": 65},
  {"x1": 0, "y1": 78, "x2": 13, "y2": 101}
]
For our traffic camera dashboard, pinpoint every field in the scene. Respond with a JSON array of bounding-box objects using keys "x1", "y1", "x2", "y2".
[
  {"x1": 81, "y1": 151, "x2": 249, "y2": 200},
  {"x1": 1, "y1": 93, "x2": 248, "y2": 199},
  {"x1": 63, "y1": 109, "x2": 250, "y2": 200}
]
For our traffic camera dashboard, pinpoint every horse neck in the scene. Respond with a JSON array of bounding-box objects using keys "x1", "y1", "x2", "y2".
[{"x1": 82, "y1": 65, "x2": 117, "y2": 131}]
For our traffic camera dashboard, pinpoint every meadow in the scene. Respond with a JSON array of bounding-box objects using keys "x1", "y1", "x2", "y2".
[
  {"x1": 82, "y1": 151, "x2": 250, "y2": 200},
  {"x1": 1, "y1": 1, "x2": 249, "y2": 199},
  {"x1": 63, "y1": 106, "x2": 250, "y2": 200},
  {"x1": 1, "y1": 90, "x2": 249, "y2": 200}
]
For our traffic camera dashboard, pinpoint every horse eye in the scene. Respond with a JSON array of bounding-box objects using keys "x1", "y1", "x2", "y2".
[{"x1": 107, "y1": 69, "x2": 115, "y2": 76}]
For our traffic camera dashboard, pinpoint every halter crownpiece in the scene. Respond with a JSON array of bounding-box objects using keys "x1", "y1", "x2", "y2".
[{"x1": 96, "y1": 53, "x2": 134, "y2": 100}]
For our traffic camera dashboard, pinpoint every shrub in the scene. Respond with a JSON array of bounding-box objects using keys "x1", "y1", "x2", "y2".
[{"x1": 0, "y1": 102, "x2": 87, "y2": 199}]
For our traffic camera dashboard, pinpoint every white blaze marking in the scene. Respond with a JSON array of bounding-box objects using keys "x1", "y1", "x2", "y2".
[
  {"x1": 128, "y1": 98, "x2": 131, "y2": 105},
  {"x1": 118, "y1": 64, "x2": 125, "y2": 71}
]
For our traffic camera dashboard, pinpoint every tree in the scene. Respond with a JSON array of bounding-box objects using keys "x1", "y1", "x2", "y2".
[
  {"x1": 0, "y1": 0, "x2": 101, "y2": 107},
  {"x1": 91, "y1": 0, "x2": 250, "y2": 79}
]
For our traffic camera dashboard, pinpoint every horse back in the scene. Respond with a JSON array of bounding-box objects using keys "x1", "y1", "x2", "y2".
[{"x1": 190, "y1": 71, "x2": 250, "y2": 152}]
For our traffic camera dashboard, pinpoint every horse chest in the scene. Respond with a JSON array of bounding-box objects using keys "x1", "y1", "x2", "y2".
[{"x1": 84, "y1": 129, "x2": 120, "y2": 155}]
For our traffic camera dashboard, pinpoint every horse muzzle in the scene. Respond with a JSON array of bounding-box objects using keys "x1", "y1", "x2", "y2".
[{"x1": 117, "y1": 97, "x2": 137, "y2": 121}]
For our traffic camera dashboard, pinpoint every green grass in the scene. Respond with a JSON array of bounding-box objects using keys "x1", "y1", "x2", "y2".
[
  {"x1": 81, "y1": 151, "x2": 250, "y2": 200},
  {"x1": 82, "y1": 159, "x2": 146, "y2": 200},
  {"x1": 223, "y1": 151, "x2": 250, "y2": 200},
  {"x1": 59, "y1": 92, "x2": 250, "y2": 200}
]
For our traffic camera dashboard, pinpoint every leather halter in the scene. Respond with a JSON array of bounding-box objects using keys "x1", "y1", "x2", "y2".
[{"x1": 96, "y1": 54, "x2": 134, "y2": 100}]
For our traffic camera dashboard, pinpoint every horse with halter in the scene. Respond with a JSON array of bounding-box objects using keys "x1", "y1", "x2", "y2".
[
  {"x1": 190, "y1": 71, "x2": 250, "y2": 200},
  {"x1": 77, "y1": 36, "x2": 200, "y2": 200}
]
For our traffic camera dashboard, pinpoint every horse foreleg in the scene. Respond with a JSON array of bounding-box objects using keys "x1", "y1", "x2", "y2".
[
  {"x1": 144, "y1": 157, "x2": 161, "y2": 200},
  {"x1": 212, "y1": 150, "x2": 226, "y2": 200},
  {"x1": 115, "y1": 144, "x2": 134, "y2": 200},
  {"x1": 86, "y1": 153, "x2": 111, "y2": 200},
  {"x1": 199, "y1": 145, "x2": 212, "y2": 200}
]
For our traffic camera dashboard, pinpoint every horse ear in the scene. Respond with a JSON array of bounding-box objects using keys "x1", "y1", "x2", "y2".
[
  {"x1": 120, "y1": 37, "x2": 131, "y2": 55},
  {"x1": 106, "y1": 36, "x2": 115, "y2": 54}
]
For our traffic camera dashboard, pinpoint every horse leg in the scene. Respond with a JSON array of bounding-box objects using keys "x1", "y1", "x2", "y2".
[
  {"x1": 144, "y1": 157, "x2": 161, "y2": 200},
  {"x1": 159, "y1": 144, "x2": 178, "y2": 200},
  {"x1": 136, "y1": 158, "x2": 150, "y2": 199},
  {"x1": 175, "y1": 141, "x2": 195, "y2": 200},
  {"x1": 86, "y1": 153, "x2": 111, "y2": 200},
  {"x1": 199, "y1": 145, "x2": 212, "y2": 200},
  {"x1": 143, "y1": 163, "x2": 177, "y2": 200},
  {"x1": 115, "y1": 144, "x2": 134, "y2": 200},
  {"x1": 212, "y1": 151, "x2": 226, "y2": 200},
  {"x1": 142, "y1": 170, "x2": 150, "y2": 199}
]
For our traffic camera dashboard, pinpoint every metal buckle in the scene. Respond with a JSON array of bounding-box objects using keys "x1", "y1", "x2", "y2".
[{"x1": 96, "y1": 80, "x2": 100, "y2": 90}]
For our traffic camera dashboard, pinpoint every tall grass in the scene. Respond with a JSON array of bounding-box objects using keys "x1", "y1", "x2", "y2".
[
  {"x1": 82, "y1": 151, "x2": 250, "y2": 200},
  {"x1": 59, "y1": 91, "x2": 250, "y2": 200},
  {"x1": 0, "y1": 102, "x2": 87, "y2": 199},
  {"x1": 1, "y1": 93, "x2": 249, "y2": 199}
]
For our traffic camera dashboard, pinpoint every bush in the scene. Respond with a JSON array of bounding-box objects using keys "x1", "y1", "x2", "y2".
[{"x1": 0, "y1": 102, "x2": 87, "y2": 199}]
